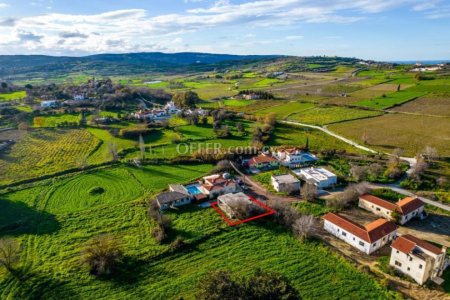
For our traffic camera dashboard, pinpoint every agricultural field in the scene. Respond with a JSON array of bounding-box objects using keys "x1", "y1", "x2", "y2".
[
  {"x1": 288, "y1": 106, "x2": 382, "y2": 125},
  {"x1": 329, "y1": 114, "x2": 450, "y2": 156},
  {"x1": 354, "y1": 89, "x2": 426, "y2": 109},
  {"x1": 0, "y1": 129, "x2": 101, "y2": 185},
  {"x1": 0, "y1": 182, "x2": 400, "y2": 299},
  {"x1": 0, "y1": 91, "x2": 26, "y2": 101},
  {"x1": 33, "y1": 114, "x2": 81, "y2": 127},
  {"x1": 268, "y1": 123, "x2": 361, "y2": 153},
  {"x1": 389, "y1": 96, "x2": 450, "y2": 116},
  {"x1": 255, "y1": 101, "x2": 315, "y2": 119}
]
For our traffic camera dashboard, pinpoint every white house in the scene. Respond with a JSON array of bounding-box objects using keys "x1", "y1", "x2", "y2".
[
  {"x1": 164, "y1": 101, "x2": 179, "y2": 114},
  {"x1": 323, "y1": 213, "x2": 397, "y2": 254},
  {"x1": 155, "y1": 191, "x2": 191, "y2": 210},
  {"x1": 73, "y1": 94, "x2": 85, "y2": 101},
  {"x1": 275, "y1": 148, "x2": 317, "y2": 167},
  {"x1": 294, "y1": 167, "x2": 337, "y2": 189},
  {"x1": 199, "y1": 174, "x2": 238, "y2": 198},
  {"x1": 271, "y1": 174, "x2": 301, "y2": 194},
  {"x1": 390, "y1": 234, "x2": 448, "y2": 285},
  {"x1": 359, "y1": 194, "x2": 426, "y2": 225},
  {"x1": 41, "y1": 100, "x2": 59, "y2": 108},
  {"x1": 217, "y1": 192, "x2": 253, "y2": 219},
  {"x1": 133, "y1": 109, "x2": 168, "y2": 121}
]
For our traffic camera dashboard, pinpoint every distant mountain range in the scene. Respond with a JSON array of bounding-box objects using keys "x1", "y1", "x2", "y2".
[{"x1": 0, "y1": 52, "x2": 284, "y2": 80}]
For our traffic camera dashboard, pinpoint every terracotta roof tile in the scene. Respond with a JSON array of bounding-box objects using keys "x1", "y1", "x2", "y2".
[
  {"x1": 392, "y1": 234, "x2": 443, "y2": 256},
  {"x1": 249, "y1": 154, "x2": 277, "y2": 165},
  {"x1": 396, "y1": 197, "x2": 424, "y2": 215},
  {"x1": 360, "y1": 194, "x2": 398, "y2": 211}
]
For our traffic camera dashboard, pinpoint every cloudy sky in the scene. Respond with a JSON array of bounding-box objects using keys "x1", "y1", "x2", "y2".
[{"x1": 0, "y1": 0, "x2": 449, "y2": 60}]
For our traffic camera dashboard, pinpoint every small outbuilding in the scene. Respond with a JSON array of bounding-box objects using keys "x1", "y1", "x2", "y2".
[{"x1": 271, "y1": 174, "x2": 301, "y2": 194}]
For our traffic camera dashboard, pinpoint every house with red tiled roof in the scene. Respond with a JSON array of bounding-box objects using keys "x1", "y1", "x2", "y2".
[
  {"x1": 199, "y1": 174, "x2": 238, "y2": 198},
  {"x1": 323, "y1": 213, "x2": 397, "y2": 254},
  {"x1": 390, "y1": 234, "x2": 448, "y2": 285},
  {"x1": 358, "y1": 194, "x2": 426, "y2": 225},
  {"x1": 275, "y1": 147, "x2": 317, "y2": 167},
  {"x1": 247, "y1": 154, "x2": 279, "y2": 172}
]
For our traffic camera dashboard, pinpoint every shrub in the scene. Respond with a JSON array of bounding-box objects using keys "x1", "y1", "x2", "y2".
[
  {"x1": 89, "y1": 186, "x2": 105, "y2": 196},
  {"x1": 82, "y1": 234, "x2": 123, "y2": 277}
]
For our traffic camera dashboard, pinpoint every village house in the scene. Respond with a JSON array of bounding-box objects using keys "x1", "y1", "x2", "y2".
[
  {"x1": 247, "y1": 154, "x2": 280, "y2": 172},
  {"x1": 73, "y1": 94, "x2": 85, "y2": 101},
  {"x1": 41, "y1": 100, "x2": 59, "y2": 108},
  {"x1": 133, "y1": 109, "x2": 168, "y2": 121},
  {"x1": 359, "y1": 194, "x2": 426, "y2": 225},
  {"x1": 390, "y1": 234, "x2": 448, "y2": 285},
  {"x1": 271, "y1": 174, "x2": 301, "y2": 194},
  {"x1": 199, "y1": 174, "x2": 238, "y2": 198},
  {"x1": 323, "y1": 213, "x2": 397, "y2": 254},
  {"x1": 275, "y1": 147, "x2": 317, "y2": 167},
  {"x1": 164, "y1": 101, "x2": 180, "y2": 114},
  {"x1": 217, "y1": 192, "x2": 253, "y2": 219},
  {"x1": 294, "y1": 167, "x2": 337, "y2": 189},
  {"x1": 155, "y1": 191, "x2": 192, "y2": 210}
]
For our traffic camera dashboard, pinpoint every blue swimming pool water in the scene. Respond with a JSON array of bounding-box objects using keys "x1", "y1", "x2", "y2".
[{"x1": 186, "y1": 185, "x2": 202, "y2": 195}]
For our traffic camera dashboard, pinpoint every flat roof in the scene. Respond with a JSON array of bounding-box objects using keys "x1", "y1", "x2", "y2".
[
  {"x1": 271, "y1": 174, "x2": 300, "y2": 184},
  {"x1": 294, "y1": 167, "x2": 336, "y2": 181}
]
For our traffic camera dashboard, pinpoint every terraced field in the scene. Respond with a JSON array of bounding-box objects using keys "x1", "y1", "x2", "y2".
[
  {"x1": 0, "y1": 129, "x2": 101, "y2": 185},
  {"x1": 33, "y1": 114, "x2": 81, "y2": 127},
  {"x1": 354, "y1": 89, "x2": 426, "y2": 109},
  {"x1": 0, "y1": 91, "x2": 26, "y2": 101}
]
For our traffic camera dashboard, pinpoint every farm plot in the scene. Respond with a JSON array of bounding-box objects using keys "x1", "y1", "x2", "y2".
[
  {"x1": 0, "y1": 129, "x2": 101, "y2": 185},
  {"x1": 389, "y1": 96, "x2": 450, "y2": 116},
  {"x1": 354, "y1": 89, "x2": 426, "y2": 109},
  {"x1": 329, "y1": 114, "x2": 450, "y2": 156},
  {"x1": 33, "y1": 114, "x2": 81, "y2": 127},
  {"x1": 288, "y1": 106, "x2": 382, "y2": 125},
  {"x1": 0, "y1": 91, "x2": 26, "y2": 101},
  {"x1": 255, "y1": 101, "x2": 315, "y2": 119},
  {"x1": 0, "y1": 200, "x2": 400, "y2": 299},
  {"x1": 268, "y1": 123, "x2": 360, "y2": 153}
]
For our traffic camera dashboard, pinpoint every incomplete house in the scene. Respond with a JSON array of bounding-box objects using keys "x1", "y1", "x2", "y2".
[
  {"x1": 359, "y1": 194, "x2": 426, "y2": 225},
  {"x1": 217, "y1": 192, "x2": 253, "y2": 219},
  {"x1": 323, "y1": 213, "x2": 397, "y2": 254},
  {"x1": 275, "y1": 148, "x2": 317, "y2": 167},
  {"x1": 155, "y1": 191, "x2": 192, "y2": 210},
  {"x1": 390, "y1": 234, "x2": 448, "y2": 285},
  {"x1": 294, "y1": 167, "x2": 337, "y2": 189},
  {"x1": 199, "y1": 174, "x2": 238, "y2": 198},
  {"x1": 247, "y1": 154, "x2": 280, "y2": 172},
  {"x1": 271, "y1": 174, "x2": 301, "y2": 194}
]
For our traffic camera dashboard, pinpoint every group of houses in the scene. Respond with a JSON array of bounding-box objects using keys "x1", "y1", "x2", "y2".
[
  {"x1": 155, "y1": 173, "x2": 239, "y2": 210},
  {"x1": 243, "y1": 151, "x2": 337, "y2": 194},
  {"x1": 323, "y1": 193, "x2": 447, "y2": 285}
]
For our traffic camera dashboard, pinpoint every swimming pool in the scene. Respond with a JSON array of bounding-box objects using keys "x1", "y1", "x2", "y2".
[{"x1": 186, "y1": 185, "x2": 202, "y2": 195}]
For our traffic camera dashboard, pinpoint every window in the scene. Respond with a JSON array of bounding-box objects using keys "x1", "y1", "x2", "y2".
[
  {"x1": 376, "y1": 207, "x2": 381, "y2": 211},
  {"x1": 409, "y1": 257, "x2": 413, "y2": 262},
  {"x1": 419, "y1": 264, "x2": 423, "y2": 269},
  {"x1": 359, "y1": 241, "x2": 365, "y2": 247},
  {"x1": 395, "y1": 261, "x2": 402, "y2": 267},
  {"x1": 353, "y1": 237, "x2": 355, "y2": 241},
  {"x1": 407, "y1": 267, "x2": 410, "y2": 271},
  {"x1": 342, "y1": 231, "x2": 347, "y2": 236},
  {"x1": 396, "y1": 250, "x2": 399, "y2": 254},
  {"x1": 372, "y1": 243, "x2": 376, "y2": 247},
  {"x1": 413, "y1": 212, "x2": 416, "y2": 216}
]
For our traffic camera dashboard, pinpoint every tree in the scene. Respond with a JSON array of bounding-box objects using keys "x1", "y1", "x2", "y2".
[
  {"x1": 17, "y1": 122, "x2": 29, "y2": 131},
  {"x1": 213, "y1": 160, "x2": 232, "y2": 173},
  {"x1": 292, "y1": 215, "x2": 317, "y2": 241},
  {"x1": 367, "y1": 163, "x2": 382, "y2": 179},
  {"x1": 236, "y1": 122, "x2": 245, "y2": 135},
  {"x1": 108, "y1": 141, "x2": 118, "y2": 162},
  {"x1": 409, "y1": 156, "x2": 428, "y2": 181},
  {"x1": 301, "y1": 183, "x2": 318, "y2": 202},
  {"x1": 396, "y1": 84, "x2": 401, "y2": 92},
  {"x1": 201, "y1": 115, "x2": 208, "y2": 125},
  {"x1": 139, "y1": 134, "x2": 146, "y2": 160},
  {"x1": 270, "y1": 202, "x2": 300, "y2": 228},
  {"x1": 350, "y1": 165, "x2": 367, "y2": 182},
  {"x1": 422, "y1": 146, "x2": 438, "y2": 163},
  {"x1": 82, "y1": 234, "x2": 123, "y2": 276},
  {"x1": 196, "y1": 269, "x2": 299, "y2": 300},
  {"x1": 1, "y1": 82, "x2": 8, "y2": 89},
  {"x1": 79, "y1": 111, "x2": 87, "y2": 127},
  {"x1": 329, "y1": 182, "x2": 371, "y2": 210},
  {"x1": 172, "y1": 91, "x2": 200, "y2": 108},
  {"x1": 0, "y1": 238, "x2": 20, "y2": 278}
]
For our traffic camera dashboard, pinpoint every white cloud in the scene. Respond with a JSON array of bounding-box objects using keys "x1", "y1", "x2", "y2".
[
  {"x1": 0, "y1": 0, "x2": 447, "y2": 55},
  {"x1": 0, "y1": 3, "x2": 9, "y2": 8}
]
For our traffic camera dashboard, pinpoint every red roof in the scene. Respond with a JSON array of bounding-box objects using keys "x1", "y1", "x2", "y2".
[
  {"x1": 396, "y1": 197, "x2": 424, "y2": 215},
  {"x1": 359, "y1": 194, "x2": 398, "y2": 211},
  {"x1": 249, "y1": 154, "x2": 277, "y2": 166},
  {"x1": 392, "y1": 234, "x2": 443, "y2": 256},
  {"x1": 323, "y1": 213, "x2": 396, "y2": 243}
]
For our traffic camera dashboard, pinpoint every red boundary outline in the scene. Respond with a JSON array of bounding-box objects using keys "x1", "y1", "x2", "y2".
[{"x1": 211, "y1": 195, "x2": 275, "y2": 226}]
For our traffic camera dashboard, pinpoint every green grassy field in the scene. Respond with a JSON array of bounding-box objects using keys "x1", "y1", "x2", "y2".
[
  {"x1": 354, "y1": 89, "x2": 426, "y2": 109},
  {"x1": 288, "y1": 106, "x2": 382, "y2": 125},
  {"x1": 0, "y1": 129, "x2": 101, "y2": 185},
  {"x1": 0, "y1": 91, "x2": 26, "y2": 101},
  {"x1": 33, "y1": 114, "x2": 81, "y2": 127},
  {"x1": 0, "y1": 168, "x2": 400, "y2": 299},
  {"x1": 255, "y1": 101, "x2": 315, "y2": 119}
]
